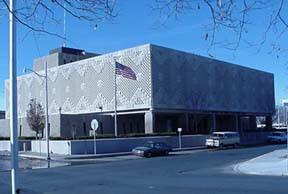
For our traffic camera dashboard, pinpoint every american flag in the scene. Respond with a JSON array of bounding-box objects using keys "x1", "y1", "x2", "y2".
[{"x1": 115, "y1": 62, "x2": 137, "y2": 80}]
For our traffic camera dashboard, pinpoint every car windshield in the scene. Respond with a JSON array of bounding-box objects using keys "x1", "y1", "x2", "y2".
[
  {"x1": 212, "y1": 133, "x2": 224, "y2": 138},
  {"x1": 144, "y1": 142, "x2": 156, "y2": 148},
  {"x1": 272, "y1": 133, "x2": 282, "y2": 136}
]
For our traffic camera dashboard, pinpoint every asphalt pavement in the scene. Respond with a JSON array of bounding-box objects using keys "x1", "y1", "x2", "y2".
[{"x1": 0, "y1": 144, "x2": 287, "y2": 194}]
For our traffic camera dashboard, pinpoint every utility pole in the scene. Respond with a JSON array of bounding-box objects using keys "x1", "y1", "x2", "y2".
[
  {"x1": 9, "y1": 0, "x2": 19, "y2": 193},
  {"x1": 63, "y1": 1, "x2": 67, "y2": 47}
]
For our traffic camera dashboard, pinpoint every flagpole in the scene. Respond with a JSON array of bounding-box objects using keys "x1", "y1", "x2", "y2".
[
  {"x1": 114, "y1": 59, "x2": 118, "y2": 137},
  {"x1": 9, "y1": 0, "x2": 19, "y2": 193}
]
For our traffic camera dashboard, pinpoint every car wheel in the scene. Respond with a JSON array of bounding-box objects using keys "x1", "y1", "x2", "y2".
[
  {"x1": 165, "y1": 151, "x2": 169, "y2": 156},
  {"x1": 146, "y1": 152, "x2": 152, "y2": 158}
]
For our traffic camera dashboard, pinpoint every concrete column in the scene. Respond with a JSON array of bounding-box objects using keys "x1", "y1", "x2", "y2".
[
  {"x1": 145, "y1": 111, "x2": 154, "y2": 134},
  {"x1": 238, "y1": 116, "x2": 243, "y2": 134},
  {"x1": 185, "y1": 113, "x2": 189, "y2": 132},
  {"x1": 210, "y1": 113, "x2": 216, "y2": 133},
  {"x1": 249, "y1": 115, "x2": 257, "y2": 131},
  {"x1": 235, "y1": 114, "x2": 239, "y2": 132},
  {"x1": 265, "y1": 116, "x2": 272, "y2": 131}
]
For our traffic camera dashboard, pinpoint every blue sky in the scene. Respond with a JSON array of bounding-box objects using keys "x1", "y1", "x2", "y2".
[{"x1": 0, "y1": 0, "x2": 287, "y2": 110}]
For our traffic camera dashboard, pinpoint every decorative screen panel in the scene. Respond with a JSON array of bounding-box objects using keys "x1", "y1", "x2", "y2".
[
  {"x1": 151, "y1": 45, "x2": 275, "y2": 114},
  {"x1": 6, "y1": 44, "x2": 152, "y2": 118}
]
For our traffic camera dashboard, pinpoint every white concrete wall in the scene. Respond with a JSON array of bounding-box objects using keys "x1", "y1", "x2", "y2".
[
  {"x1": 31, "y1": 140, "x2": 71, "y2": 155},
  {"x1": 0, "y1": 141, "x2": 10, "y2": 151},
  {"x1": 0, "y1": 140, "x2": 31, "y2": 152}
]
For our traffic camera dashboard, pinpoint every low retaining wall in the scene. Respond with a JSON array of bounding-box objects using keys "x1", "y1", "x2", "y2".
[
  {"x1": 32, "y1": 140, "x2": 71, "y2": 155},
  {"x1": 1, "y1": 132, "x2": 273, "y2": 155},
  {"x1": 32, "y1": 135, "x2": 208, "y2": 155},
  {"x1": 0, "y1": 140, "x2": 31, "y2": 152}
]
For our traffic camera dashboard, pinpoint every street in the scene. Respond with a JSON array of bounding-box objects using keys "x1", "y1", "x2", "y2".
[{"x1": 0, "y1": 144, "x2": 287, "y2": 194}]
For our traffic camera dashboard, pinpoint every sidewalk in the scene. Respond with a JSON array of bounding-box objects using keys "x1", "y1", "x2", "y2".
[{"x1": 234, "y1": 149, "x2": 288, "y2": 176}]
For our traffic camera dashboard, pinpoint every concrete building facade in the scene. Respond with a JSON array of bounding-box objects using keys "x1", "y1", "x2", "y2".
[{"x1": 0, "y1": 44, "x2": 275, "y2": 137}]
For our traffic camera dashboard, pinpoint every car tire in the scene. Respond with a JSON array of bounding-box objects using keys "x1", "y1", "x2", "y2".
[
  {"x1": 146, "y1": 152, "x2": 152, "y2": 158},
  {"x1": 165, "y1": 151, "x2": 169, "y2": 156}
]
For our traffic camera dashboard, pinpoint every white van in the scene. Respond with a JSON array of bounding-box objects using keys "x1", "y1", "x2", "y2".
[{"x1": 206, "y1": 131, "x2": 240, "y2": 148}]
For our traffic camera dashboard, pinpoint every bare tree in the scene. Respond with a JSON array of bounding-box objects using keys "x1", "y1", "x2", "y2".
[
  {"x1": 26, "y1": 98, "x2": 45, "y2": 139},
  {"x1": 0, "y1": 0, "x2": 117, "y2": 39},
  {"x1": 1, "y1": 0, "x2": 286, "y2": 55},
  {"x1": 153, "y1": 0, "x2": 288, "y2": 55}
]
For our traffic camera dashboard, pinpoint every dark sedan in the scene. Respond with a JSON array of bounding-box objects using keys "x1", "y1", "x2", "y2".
[{"x1": 132, "y1": 141, "x2": 172, "y2": 157}]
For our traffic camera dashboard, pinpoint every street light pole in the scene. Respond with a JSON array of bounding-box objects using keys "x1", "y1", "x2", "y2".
[
  {"x1": 23, "y1": 62, "x2": 50, "y2": 160},
  {"x1": 9, "y1": 0, "x2": 19, "y2": 193},
  {"x1": 44, "y1": 62, "x2": 50, "y2": 160}
]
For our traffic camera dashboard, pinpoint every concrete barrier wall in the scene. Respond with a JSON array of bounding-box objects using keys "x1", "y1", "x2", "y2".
[
  {"x1": 0, "y1": 140, "x2": 31, "y2": 152},
  {"x1": 0, "y1": 141, "x2": 10, "y2": 151},
  {"x1": 3, "y1": 132, "x2": 272, "y2": 155},
  {"x1": 32, "y1": 140, "x2": 71, "y2": 155},
  {"x1": 71, "y1": 135, "x2": 208, "y2": 155},
  {"x1": 31, "y1": 135, "x2": 208, "y2": 155},
  {"x1": 0, "y1": 119, "x2": 10, "y2": 137}
]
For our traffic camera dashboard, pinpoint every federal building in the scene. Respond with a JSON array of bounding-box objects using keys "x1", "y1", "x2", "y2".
[{"x1": 0, "y1": 44, "x2": 275, "y2": 137}]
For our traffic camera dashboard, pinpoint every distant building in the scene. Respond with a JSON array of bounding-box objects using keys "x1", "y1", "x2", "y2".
[
  {"x1": 0, "y1": 111, "x2": 5, "y2": 120},
  {"x1": 274, "y1": 99, "x2": 288, "y2": 126},
  {"x1": 0, "y1": 44, "x2": 275, "y2": 137},
  {"x1": 282, "y1": 99, "x2": 288, "y2": 107}
]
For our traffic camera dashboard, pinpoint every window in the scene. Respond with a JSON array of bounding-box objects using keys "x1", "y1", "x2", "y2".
[
  {"x1": 83, "y1": 122, "x2": 86, "y2": 135},
  {"x1": 130, "y1": 122, "x2": 133, "y2": 133},
  {"x1": 99, "y1": 122, "x2": 103, "y2": 134},
  {"x1": 123, "y1": 123, "x2": 126, "y2": 134}
]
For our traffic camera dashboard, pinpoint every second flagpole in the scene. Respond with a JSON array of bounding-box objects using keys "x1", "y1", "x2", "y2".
[{"x1": 114, "y1": 59, "x2": 118, "y2": 137}]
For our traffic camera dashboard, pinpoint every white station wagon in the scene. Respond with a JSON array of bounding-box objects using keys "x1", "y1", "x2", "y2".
[{"x1": 206, "y1": 131, "x2": 240, "y2": 148}]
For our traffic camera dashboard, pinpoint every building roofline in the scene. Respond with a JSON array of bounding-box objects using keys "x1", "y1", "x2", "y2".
[
  {"x1": 148, "y1": 43, "x2": 274, "y2": 76},
  {"x1": 16, "y1": 43, "x2": 273, "y2": 79}
]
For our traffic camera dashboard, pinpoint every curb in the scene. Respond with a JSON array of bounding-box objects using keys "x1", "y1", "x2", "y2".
[
  {"x1": 18, "y1": 146, "x2": 208, "y2": 161},
  {"x1": 64, "y1": 152, "x2": 132, "y2": 160}
]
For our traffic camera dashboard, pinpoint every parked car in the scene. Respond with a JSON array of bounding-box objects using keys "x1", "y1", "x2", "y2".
[
  {"x1": 267, "y1": 132, "x2": 287, "y2": 144},
  {"x1": 206, "y1": 131, "x2": 240, "y2": 148},
  {"x1": 132, "y1": 141, "x2": 172, "y2": 157}
]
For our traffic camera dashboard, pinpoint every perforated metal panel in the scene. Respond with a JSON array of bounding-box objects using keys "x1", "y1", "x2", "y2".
[
  {"x1": 5, "y1": 44, "x2": 275, "y2": 119},
  {"x1": 150, "y1": 45, "x2": 275, "y2": 114},
  {"x1": 6, "y1": 44, "x2": 152, "y2": 118}
]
